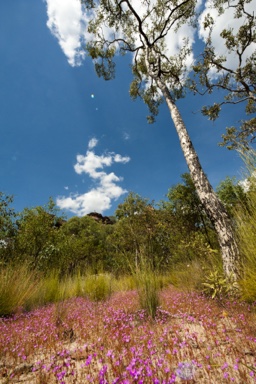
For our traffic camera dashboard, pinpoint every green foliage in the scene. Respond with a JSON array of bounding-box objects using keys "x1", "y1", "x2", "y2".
[
  {"x1": 84, "y1": 0, "x2": 197, "y2": 122},
  {"x1": 167, "y1": 173, "x2": 206, "y2": 227},
  {"x1": 201, "y1": 103, "x2": 221, "y2": 121},
  {"x1": 115, "y1": 192, "x2": 150, "y2": 219},
  {"x1": 59, "y1": 215, "x2": 113, "y2": 274},
  {"x1": 0, "y1": 192, "x2": 17, "y2": 262},
  {"x1": 220, "y1": 118, "x2": 256, "y2": 151},
  {"x1": 216, "y1": 176, "x2": 249, "y2": 216},
  {"x1": 202, "y1": 269, "x2": 239, "y2": 299},
  {"x1": 112, "y1": 193, "x2": 164, "y2": 271},
  {"x1": 111, "y1": 189, "x2": 219, "y2": 273},
  {"x1": 166, "y1": 173, "x2": 218, "y2": 248},
  {"x1": 171, "y1": 231, "x2": 219, "y2": 266},
  {"x1": 13, "y1": 198, "x2": 64, "y2": 270},
  {"x1": 0, "y1": 192, "x2": 17, "y2": 239},
  {"x1": 192, "y1": 0, "x2": 256, "y2": 150}
]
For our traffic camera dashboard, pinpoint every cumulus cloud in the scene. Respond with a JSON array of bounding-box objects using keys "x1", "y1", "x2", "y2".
[
  {"x1": 45, "y1": 0, "x2": 89, "y2": 66},
  {"x1": 114, "y1": 154, "x2": 130, "y2": 163},
  {"x1": 198, "y1": 0, "x2": 256, "y2": 73},
  {"x1": 45, "y1": 0, "x2": 199, "y2": 70},
  {"x1": 56, "y1": 138, "x2": 130, "y2": 216}
]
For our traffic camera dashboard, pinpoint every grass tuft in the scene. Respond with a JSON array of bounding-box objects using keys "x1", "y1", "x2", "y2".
[
  {"x1": 132, "y1": 256, "x2": 161, "y2": 319},
  {"x1": 0, "y1": 263, "x2": 40, "y2": 316},
  {"x1": 83, "y1": 273, "x2": 113, "y2": 302}
]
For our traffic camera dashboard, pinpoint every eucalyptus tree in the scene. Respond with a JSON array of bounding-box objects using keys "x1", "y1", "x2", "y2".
[
  {"x1": 193, "y1": 0, "x2": 256, "y2": 150},
  {"x1": 216, "y1": 176, "x2": 250, "y2": 216},
  {"x1": 81, "y1": 0, "x2": 240, "y2": 281},
  {"x1": 0, "y1": 192, "x2": 17, "y2": 262},
  {"x1": 14, "y1": 199, "x2": 64, "y2": 270},
  {"x1": 59, "y1": 215, "x2": 113, "y2": 274},
  {"x1": 167, "y1": 173, "x2": 217, "y2": 247},
  {"x1": 0, "y1": 192, "x2": 17, "y2": 241}
]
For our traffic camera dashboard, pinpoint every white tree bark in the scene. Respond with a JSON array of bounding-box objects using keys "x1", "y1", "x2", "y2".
[{"x1": 157, "y1": 79, "x2": 241, "y2": 281}]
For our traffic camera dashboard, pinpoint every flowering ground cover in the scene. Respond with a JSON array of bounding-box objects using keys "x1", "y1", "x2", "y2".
[{"x1": 0, "y1": 286, "x2": 256, "y2": 383}]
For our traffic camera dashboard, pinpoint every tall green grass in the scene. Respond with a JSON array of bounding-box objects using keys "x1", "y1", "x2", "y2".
[
  {"x1": 83, "y1": 273, "x2": 113, "y2": 301},
  {"x1": 0, "y1": 266, "x2": 116, "y2": 316},
  {"x1": 236, "y1": 189, "x2": 256, "y2": 299},
  {"x1": 0, "y1": 264, "x2": 40, "y2": 316},
  {"x1": 234, "y1": 148, "x2": 256, "y2": 301},
  {"x1": 169, "y1": 260, "x2": 205, "y2": 292},
  {"x1": 131, "y1": 255, "x2": 161, "y2": 319}
]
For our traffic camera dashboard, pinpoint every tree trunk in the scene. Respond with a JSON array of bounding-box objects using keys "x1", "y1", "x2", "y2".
[{"x1": 157, "y1": 80, "x2": 240, "y2": 282}]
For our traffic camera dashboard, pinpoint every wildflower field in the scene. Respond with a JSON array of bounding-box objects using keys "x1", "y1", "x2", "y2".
[{"x1": 1, "y1": 286, "x2": 256, "y2": 383}]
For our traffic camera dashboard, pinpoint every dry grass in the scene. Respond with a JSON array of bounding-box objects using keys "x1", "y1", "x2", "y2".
[{"x1": 0, "y1": 286, "x2": 256, "y2": 383}]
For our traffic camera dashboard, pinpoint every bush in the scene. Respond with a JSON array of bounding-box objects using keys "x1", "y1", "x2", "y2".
[{"x1": 202, "y1": 269, "x2": 240, "y2": 299}]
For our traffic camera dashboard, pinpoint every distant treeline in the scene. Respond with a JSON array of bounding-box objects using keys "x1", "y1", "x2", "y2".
[{"x1": 0, "y1": 173, "x2": 250, "y2": 276}]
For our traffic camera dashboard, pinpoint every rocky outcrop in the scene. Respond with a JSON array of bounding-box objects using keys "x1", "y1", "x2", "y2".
[{"x1": 87, "y1": 212, "x2": 113, "y2": 225}]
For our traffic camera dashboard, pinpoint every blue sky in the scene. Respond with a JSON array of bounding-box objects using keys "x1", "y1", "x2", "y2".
[{"x1": 0, "y1": 0, "x2": 253, "y2": 218}]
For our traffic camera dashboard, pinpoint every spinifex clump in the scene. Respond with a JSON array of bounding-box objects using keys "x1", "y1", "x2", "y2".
[{"x1": 132, "y1": 255, "x2": 161, "y2": 319}]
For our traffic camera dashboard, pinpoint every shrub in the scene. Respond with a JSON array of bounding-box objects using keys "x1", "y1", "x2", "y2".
[{"x1": 202, "y1": 269, "x2": 240, "y2": 299}]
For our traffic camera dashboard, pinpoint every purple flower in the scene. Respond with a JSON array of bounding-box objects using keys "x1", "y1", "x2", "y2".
[
  {"x1": 221, "y1": 362, "x2": 228, "y2": 370},
  {"x1": 176, "y1": 361, "x2": 196, "y2": 380},
  {"x1": 99, "y1": 364, "x2": 108, "y2": 377},
  {"x1": 223, "y1": 371, "x2": 229, "y2": 379},
  {"x1": 56, "y1": 370, "x2": 66, "y2": 381},
  {"x1": 86, "y1": 355, "x2": 92, "y2": 366}
]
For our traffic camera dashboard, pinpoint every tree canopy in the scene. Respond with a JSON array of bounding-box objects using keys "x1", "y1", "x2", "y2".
[
  {"x1": 192, "y1": 0, "x2": 256, "y2": 150},
  {"x1": 82, "y1": 0, "x2": 198, "y2": 121}
]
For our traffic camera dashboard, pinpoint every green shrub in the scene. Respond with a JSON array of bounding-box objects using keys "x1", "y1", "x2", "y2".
[{"x1": 202, "y1": 269, "x2": 239, "y2": 299}]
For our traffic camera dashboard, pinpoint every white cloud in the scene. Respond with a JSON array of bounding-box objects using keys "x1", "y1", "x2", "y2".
[
  {"x1": 88, "y1": 137, "x2": 98, "y2": 149},
  {"x1": 45, "y1": 0, "x2": 89, "y2": 66},
  {"x1": 56, "y1": 138, "x2": 130, "y2": 216},
  {"x1": 74, "y1": 151, "x2": 113, "y2": 178},
  {"x1": 239, "y1": 170, "x2": 256, "y2": 192},
  {"x1": 114, "y1": 154, "x2": 131, "y2": 163},
  {"x1": 123, "y1": 132, "x2": 130, "y2": 141},
  {"x1": 198, "y1": 0, "x2": 256, "y2": 74},
  {"x1": 45, "y1": 0, "x2": 199, "y2": 71}
]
